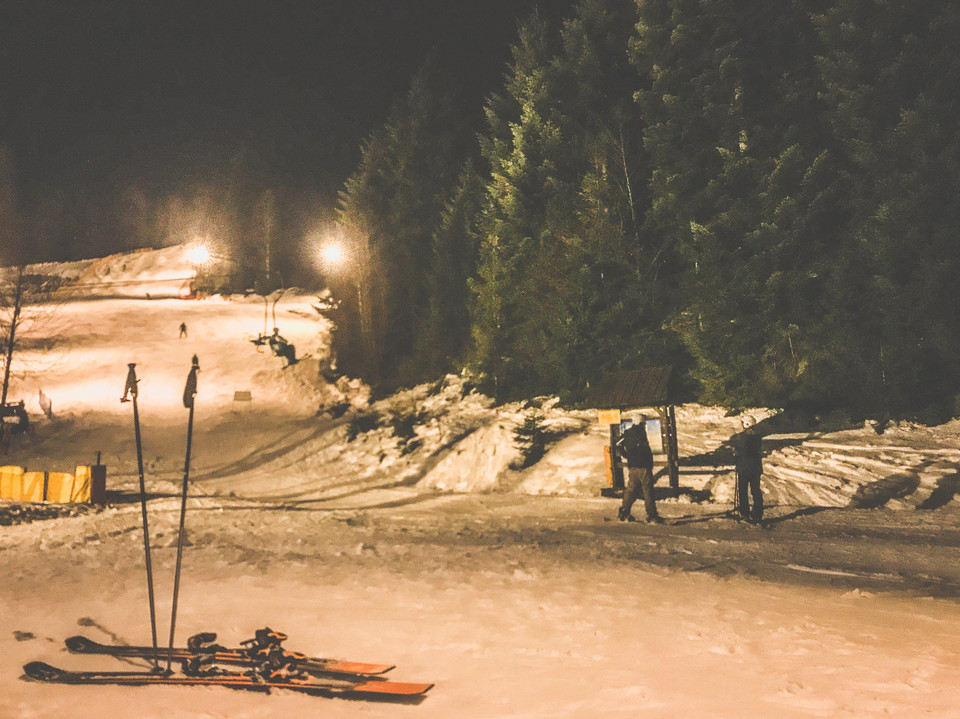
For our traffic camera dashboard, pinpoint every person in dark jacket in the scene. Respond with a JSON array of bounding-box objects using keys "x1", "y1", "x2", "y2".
[
  {"x1": 732, "y1": 418, "x2": 764, "y2": 522},
  {"x1": 616, "y1": 416, "x2": 663, "y2": 524}
]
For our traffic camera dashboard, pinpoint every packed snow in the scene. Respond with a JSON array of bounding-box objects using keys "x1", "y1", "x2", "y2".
[{"x1": 2, "y1": 247, "x2": 960, "y2": 718}]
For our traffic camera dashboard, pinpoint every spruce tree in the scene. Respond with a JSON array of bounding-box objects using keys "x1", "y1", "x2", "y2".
[
  {"x1": 635, "y1": 0, "x2": 841, "y2": 407},
  {"x1": 562, "y1": 0, "x2": 678, "y2": 393},
  {"x1": 413, "y1": 161, "x2": 485, "y2": 379},
  {"x1": 471, "y1": 0, "x2": 675, "y2": 401},
  {"x1": 816, "y1": 0, "x2": 960, "y2": 417},
  {"x1": 471, "y1": 12, "x2": 575, "y2": 398},
  {"x1": 335, "y1": 58, "x2": 472, "y2": 388}
]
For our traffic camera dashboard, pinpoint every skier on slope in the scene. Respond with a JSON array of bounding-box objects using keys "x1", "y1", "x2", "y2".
[{"x1": 615, "y1": 416, "x2": 663, "y2": 524}]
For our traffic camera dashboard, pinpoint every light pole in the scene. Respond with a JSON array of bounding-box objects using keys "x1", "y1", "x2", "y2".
[
  {"x1": 319, "y1": 241, "x2": 345, "y2": 267},
  {"x1": 318, "y1": 238, "x2": 368, "y2": 340},
  {"x1": 186, "y1": 242, "x2": 211, "y2": 267},
  {"x1": 185, "y1": 240, "x2": 213, "y2": 296}
]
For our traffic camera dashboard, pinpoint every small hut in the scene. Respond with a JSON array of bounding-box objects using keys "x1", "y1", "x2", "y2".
[{"x1": 589, "y1": 367, "x2": 680, "y2": 497}]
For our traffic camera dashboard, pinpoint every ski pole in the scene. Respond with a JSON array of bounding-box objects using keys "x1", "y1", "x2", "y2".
[
  {"x1": 167, "y1": 355, "x2": 199, "y2": 672},
  {"x1": 120, "y1": 363, "x2": 160, "y2": 669}
]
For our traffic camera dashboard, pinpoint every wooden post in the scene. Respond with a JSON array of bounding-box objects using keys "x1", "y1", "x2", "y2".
[
  {"x1": 657, "y1": 407, "x2": 670, "y2": 459},
  {"x1": 665, "y1": 405, "x2": 679, "y2": 489},
  {"x1": 610, "y1": 423, "x2": 624, "y2": 492},
  {"x1": 598, "y1": 408, "x2": 625, "y2": 497}
]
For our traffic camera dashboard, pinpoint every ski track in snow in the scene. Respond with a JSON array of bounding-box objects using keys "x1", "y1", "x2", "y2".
[{"x1": 2, "y1": 248, "x2": 960, "y2": 717}]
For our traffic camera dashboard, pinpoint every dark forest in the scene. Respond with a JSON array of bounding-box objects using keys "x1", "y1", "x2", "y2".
[{"x1": 3, "y1": 0, "x2": 959, "y2": 419}]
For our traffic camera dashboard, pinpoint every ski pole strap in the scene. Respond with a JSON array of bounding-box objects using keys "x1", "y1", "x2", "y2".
[
  {"x1": 122, "y1": 363, "x2": 138, "y2": 401},
  {"x1": 182, "y1": 359, "x2": 199, "y2": 408}
]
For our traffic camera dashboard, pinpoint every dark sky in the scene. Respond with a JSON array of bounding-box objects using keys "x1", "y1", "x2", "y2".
[{"x1": 1, "y1": 0, "x2": 577, "y2": 222}]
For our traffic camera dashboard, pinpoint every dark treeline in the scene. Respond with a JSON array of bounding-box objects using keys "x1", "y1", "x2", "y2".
[
  {"x1": 1, "y1": 0, "x2": 577, "y2": 289},
  {"x1": 331, "y1": 0, "x2": 960, "y2": 421},
  {"x1": 0, "y1": 141, "x2": 332, "y2": 293}
]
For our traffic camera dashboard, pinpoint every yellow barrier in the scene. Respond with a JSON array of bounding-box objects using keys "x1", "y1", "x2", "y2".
[
  {"x1": 72, "y1": 465, "x2": 92, "y2": 503},
  {"x1": 0, "y1": 464, "x2": 103, "y2": 503},
  {"x1": 1, "y1": 465, "x2": 24, "y2": 500},
  {"x1": 21, "y1": 472, "x2": 46, "y2": 502},
  {"x1": 603, "y1": 445, "x2": 614, "y2": 488},
  {"x1": 46, "y1": 472, "x2": 75, "y2": 503}
]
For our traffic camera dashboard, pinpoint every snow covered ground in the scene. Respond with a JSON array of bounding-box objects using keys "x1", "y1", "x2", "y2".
[{"x1": 2, "y1": 247, "x2": 960, "y2": 718}]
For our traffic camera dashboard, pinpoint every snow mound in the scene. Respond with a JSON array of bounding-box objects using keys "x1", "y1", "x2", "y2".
[{"x1": 416, "y1": 417, "x2": 519, "y2": 493}]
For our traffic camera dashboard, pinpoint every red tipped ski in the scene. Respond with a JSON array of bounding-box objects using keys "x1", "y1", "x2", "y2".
[
  {"x1": 24, "y1": 662, "x2": 432, "y2": 700},
  {"x1": 65, "y1": 635, "x2": 394, "y2": 677}
]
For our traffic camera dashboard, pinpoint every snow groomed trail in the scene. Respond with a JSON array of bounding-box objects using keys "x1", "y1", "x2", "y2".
[{"x1": 3, "y1": 248, "x2": 960, "y2": 717}]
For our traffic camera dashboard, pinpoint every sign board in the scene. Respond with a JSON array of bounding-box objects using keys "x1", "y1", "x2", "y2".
[
  {"x1": 597, "y1": 408, "x2": 621, "y2": 425},
  {"x1": 646, "y1": 418, "x2": 663, "y2": 453}
]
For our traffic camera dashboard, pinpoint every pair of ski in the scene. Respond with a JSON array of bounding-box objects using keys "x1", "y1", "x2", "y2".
[{"x1": 25, "y1": 632, "x2": 432, "y2": 700}]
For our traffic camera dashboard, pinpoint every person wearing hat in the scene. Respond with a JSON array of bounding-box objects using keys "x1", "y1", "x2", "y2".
[
  {"x1": 732, "y1": 416, "x2": 764, "y2": 522},
  {"x1": 615, "y1": 415, "x2": 663, "y2": 523}
]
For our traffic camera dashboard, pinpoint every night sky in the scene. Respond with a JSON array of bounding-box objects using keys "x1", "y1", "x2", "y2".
[{"x1": 1, "y1": 0, "x2": 576, "y2": 260}]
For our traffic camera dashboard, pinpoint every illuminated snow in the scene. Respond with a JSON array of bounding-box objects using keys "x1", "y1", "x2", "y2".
[{"x1": 2, "y1": 247, "x2": 959, "y2": 718}]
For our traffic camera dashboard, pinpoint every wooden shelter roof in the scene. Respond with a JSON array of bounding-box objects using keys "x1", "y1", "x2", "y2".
[{"x1": 588, "y1": 367, "x2": 673, "y2": 409}]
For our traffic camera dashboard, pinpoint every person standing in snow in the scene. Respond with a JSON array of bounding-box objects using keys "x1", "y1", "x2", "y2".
[
  {"x1": 179, "y1": 322, "x2": 188, "y2": 338},
  {"x1": 732, "y1": 417, "x2": 764, "y2": 523},
  {"x1": 616, "y1": 416, "x2": 663, "y2": 524},
  {"x1": 38, "y1": 389, "x2": 53, "y2": 419}
]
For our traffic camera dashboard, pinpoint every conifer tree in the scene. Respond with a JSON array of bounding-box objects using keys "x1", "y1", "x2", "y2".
[
  {"x1": 413, "y1": 161, "x2": 485, "y2": 379},
  {"x1": 335, "y1": 58, "x2": 472, "y2": 388},
  {"x1": 635, "y1": 0, "x2": 840, "y2": 407},
  {"x1": 472, "y1": 0, "x2": 673, "y2": 401},
  {"x1": 471, "y1": 12, "x2": 575, "y2": 397},
  {"x1": 562, "y1": 0, "x2": 674, "y2": 389},
  {"x1": 816, "y1": 0, "x2": 960, "y2": 417}
]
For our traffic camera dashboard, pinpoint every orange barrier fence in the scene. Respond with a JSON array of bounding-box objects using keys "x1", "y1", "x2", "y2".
[{"x1": 0, "y1": 465, "x2": 106, "y2": 504}]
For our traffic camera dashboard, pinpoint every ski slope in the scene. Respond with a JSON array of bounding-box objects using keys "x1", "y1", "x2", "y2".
[{"x1": 2, "y1": 247, "x2": 960, "y2": 718}]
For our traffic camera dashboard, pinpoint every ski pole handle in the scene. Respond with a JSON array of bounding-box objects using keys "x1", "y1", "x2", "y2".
[{"x1": 183, "y1": 356, "x2": 199, "y2": 408}]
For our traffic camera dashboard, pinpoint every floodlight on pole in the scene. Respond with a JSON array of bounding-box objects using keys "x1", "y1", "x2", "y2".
[
  {"x1": 187, "y1": 242, "x2": 211, "y2": 266},
  {"x1": 319, "y1": 241, "x2": 346, "y2": 267},
  {"x1": 315, "y1": 234, "x2": 367, "y2": 340}
]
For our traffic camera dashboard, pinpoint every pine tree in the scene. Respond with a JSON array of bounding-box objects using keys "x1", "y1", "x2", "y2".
[
  {"x1": 562, "y1": 0, "x2": 677, "y2": 393},
  {"x1": 413, "y1": 161, "x2": 485, "y2": 378},
  {"x1": 635, "y1": 0, "x2": 842, "y2": 407},
  {"x1": 513, "y1": 409, "x2": 547, "y2": 468},
  {"x1": 335, "y1": 58, "x2": 472, "y2": 388},
  {"x1": 471, "y1": 12, "x2": 575, "y2": 398},
  {"x1": 471, "y1": 0, "x2": 675, "y2": 401},
  {"x1": 816, "y1": 0, "x2": 960, "y2": 417}
]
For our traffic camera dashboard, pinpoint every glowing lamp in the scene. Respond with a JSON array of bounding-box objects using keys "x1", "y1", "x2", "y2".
[
  {"x1": 320, "y1": 243, "x2": 345, "y2": 265},
  {"x1": 187, "y1": 243, "x2": 211, "y2": 266}
]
